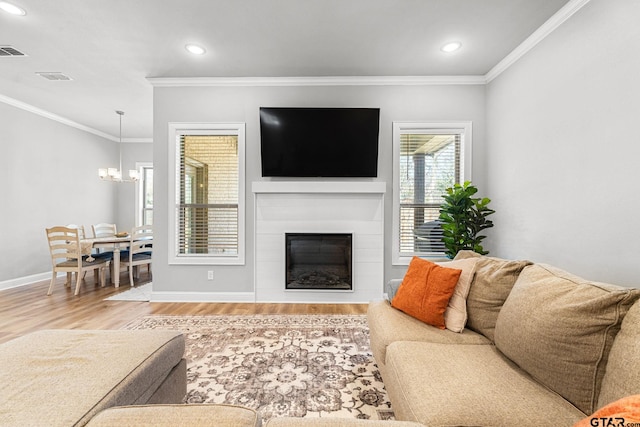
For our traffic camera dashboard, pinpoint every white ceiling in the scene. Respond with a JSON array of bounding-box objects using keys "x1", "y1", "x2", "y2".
[{"x1": 0, "y1": 0, "x2": 574, "y2": 140}]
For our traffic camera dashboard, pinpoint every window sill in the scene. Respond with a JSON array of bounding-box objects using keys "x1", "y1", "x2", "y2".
[
  {"x1": 393, "y1": 254, "x2": 450, "y2": 266},
  {"x1": 169, "y1": 255, "x2": 245, "y2": 266}
]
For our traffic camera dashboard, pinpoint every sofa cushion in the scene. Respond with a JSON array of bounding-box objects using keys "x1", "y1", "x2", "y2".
[
  {"x1": 266, "y1": 418, "x2": 425, "y2": 426},
  {"x1": 454, "y1": 250, "x2": 530, "y2": 341},
  {"x1": 597, "y1": 300, "x2": 640, "y2": 408},
  {"x1": 367, "y1": 300, "x2": 490, "y2": 373},
  {"x1": 87, "y1": 404, "x2": 260, "y2": 427},
  {"x1": 0, "y1": 329, "x2": 185, "y2": 427},
  {"x1": 439, "y1": 258, "x2": 479, "y2": 332},
  {"x1": 494, "y1": 264, "x2": 640, "y2": 414},
  {"x1": 391, "y1": 257, "x2": 461, "y2": 329},
  {"x1": 383, "y1": 341, "x2": 586, "y2": 426}
]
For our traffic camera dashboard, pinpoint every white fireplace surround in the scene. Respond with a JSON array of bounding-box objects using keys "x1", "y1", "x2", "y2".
[{"x1": 253, "y1": 181, "x2": 386, "y2": 303}]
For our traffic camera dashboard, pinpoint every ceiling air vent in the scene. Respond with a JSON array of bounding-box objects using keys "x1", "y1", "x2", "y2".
[
  {"x1": 36, "y1": 72, "x2": 73, "y2": 81},
  {"x1": 0, "y1": 46, "x2": 26, "y2": 56}
]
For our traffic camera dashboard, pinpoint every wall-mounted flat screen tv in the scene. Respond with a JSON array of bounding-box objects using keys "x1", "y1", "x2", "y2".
[{"x1": 259, "y1": 107, "x2": 380, "y2": 177}]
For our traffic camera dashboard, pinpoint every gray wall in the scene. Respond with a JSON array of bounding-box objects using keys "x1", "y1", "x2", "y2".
[
  {"x1": 8, "y1": 0, "x2": 637, "y2": 292},
  {"x1": 485, "y1": 0, "x2": 640, "y2": 285},
  {"x1": 153, "y1": 84, "x2": 487, "y2": 294},
  {"x1": 0, "y1": 102, "x2": 118, "y2": 285}
]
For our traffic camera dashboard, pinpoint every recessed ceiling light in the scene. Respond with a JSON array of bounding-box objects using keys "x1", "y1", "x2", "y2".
[
  {"x1": 0, "y1": 1, "x2": 26, "y2": 15},
  {"x1": 185, "y1": 44, "x2": 206, "y2": 55},
  {"x1": 441, "y1": 41, "x2": 462, "y2": 53}
]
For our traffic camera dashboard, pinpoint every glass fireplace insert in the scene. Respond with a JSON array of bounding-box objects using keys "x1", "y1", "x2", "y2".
[{"x1": 285, "y1": 233, "x2": 352, "y2": 291}]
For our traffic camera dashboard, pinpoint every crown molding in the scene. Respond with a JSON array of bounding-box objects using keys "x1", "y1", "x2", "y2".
[
  {"x1": 0, "y1": 93, "x2": 117, "y2": 141},
  {"x1": 1, "y1": 0, "x2": 592, "y2": 136},
  {"x1": 146, "y1": 75, "x2": 487, "y2": 87},
  {"x1": 0, "y1": 93, "x2": 153, "y2": 143},
  {"x1": 485, "y1": 0, "x2": 592, "y2": 83}
]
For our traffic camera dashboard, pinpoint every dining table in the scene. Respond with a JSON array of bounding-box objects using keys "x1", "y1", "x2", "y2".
[{"x1": 80, "y1": 235, "x2": 133, "y2": 288}]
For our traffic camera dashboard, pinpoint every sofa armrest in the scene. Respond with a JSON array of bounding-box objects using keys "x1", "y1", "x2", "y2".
[{"x1": 385, "y1": 279, "x2": 403, "y2": 301}]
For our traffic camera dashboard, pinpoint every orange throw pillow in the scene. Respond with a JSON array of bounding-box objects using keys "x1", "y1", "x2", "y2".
[
  {"x1": 574, "y1": 395, "x2": 640, "y2": 427},
  {"x1": 391, "y1": 256, "x2": 462, "y2": 329}
]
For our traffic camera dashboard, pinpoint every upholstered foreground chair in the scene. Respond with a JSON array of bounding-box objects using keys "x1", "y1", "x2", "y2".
[{"x1": 46, "y1": 226, "x2": 110, "y2": 296}]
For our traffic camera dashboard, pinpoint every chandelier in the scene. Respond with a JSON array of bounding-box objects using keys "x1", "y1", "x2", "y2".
[{"x1": 98, "y1": 110, "x2": 139, "y2": 182}]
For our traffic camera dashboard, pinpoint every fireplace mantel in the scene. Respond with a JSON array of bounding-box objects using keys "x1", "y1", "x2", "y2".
[{"x1": 252, "y1": 181, "x2": 386, "y2": 195}]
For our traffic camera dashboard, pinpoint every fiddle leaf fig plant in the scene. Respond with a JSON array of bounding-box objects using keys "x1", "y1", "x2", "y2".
[{"x1": 438, "y1": 181, "x2": 495, "y2": 258}]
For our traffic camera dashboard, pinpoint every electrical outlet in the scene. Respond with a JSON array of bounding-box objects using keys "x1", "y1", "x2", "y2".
[{"x1": 207, "y1": 271, "x2": 214, "y2": 281}]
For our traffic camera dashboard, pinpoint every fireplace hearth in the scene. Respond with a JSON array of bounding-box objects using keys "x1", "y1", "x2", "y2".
[{"x1": 285, "y1": 233, "x2": 352, "y2": 291}]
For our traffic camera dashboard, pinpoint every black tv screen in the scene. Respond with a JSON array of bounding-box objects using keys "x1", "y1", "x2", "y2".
[{"x1": 259, "y1": 107, "x2": 380, "y2": 177}]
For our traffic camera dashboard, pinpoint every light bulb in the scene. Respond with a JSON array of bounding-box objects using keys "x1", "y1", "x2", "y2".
[
  {"x1": 0, "y1": 2, "x2": 26, "y2": 15},
  {"x1": 185, "y1": 44, "x2": 206, "y2": 55},
  {"x1": 441, "y1": 41, "x2": 462, "y2": 53}
]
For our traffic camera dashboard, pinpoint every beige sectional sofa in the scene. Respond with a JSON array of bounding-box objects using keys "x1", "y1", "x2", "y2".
[
  {"x1": 368, "y1": 251, "x2": 640, "y2": 426},
  {"x1": 87, "y1": 404, "x2": 425, "y2": 427},
  {"x1": 6, "y1": 251, "x2": 638, "y2": 426},
  {"x1": 1, "y1": 329, "x2": 421, "y2": 427},
  {"x1": 0, "y1": 329, "x2": 186, "y2": 426}
]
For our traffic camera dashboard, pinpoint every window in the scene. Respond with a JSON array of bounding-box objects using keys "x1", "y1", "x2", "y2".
[
  {"x1": 168, "y1": 123, "x2": 245, "y2": 265},
  {"x1": 392, "y1": 122, "x2": 472, "y2": 264},
  {"x1": 136, "y1": 163, "x2": 153, "y2": 226}
]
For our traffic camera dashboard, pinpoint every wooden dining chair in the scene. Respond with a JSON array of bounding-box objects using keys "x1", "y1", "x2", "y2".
[
  {"x1": 92, "y1": 223, "x2": 117, "y2": 238},
  {"x1": 66, "y1": 224, "x2": 87, "y2": 239},
  {"x1": 66, "y1": 224, "x2": 90, "y2": 281},
  {"x1": 46, "y1": 226, "x2": 111, "y2": 296},
  {"x1": 120, "y1": 225, "x2": 153, "y2": 287}
]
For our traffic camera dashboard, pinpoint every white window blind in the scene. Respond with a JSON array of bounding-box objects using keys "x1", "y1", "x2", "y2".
[
  {"x1": 135, "y1": 162, "x2": 153, "y2": 227},
  {"x1": 179, "y1": 134, "x2": 238, "y2": 255},
  {"x1": 168, "y1": 123, "x2": 245, "y2": 265},
  {"x1": 392, "y1": 122, "x2": 471, "y2": 264},
  {"x1": 142, "y1": 165, "x2": 153, "y2": 226}
]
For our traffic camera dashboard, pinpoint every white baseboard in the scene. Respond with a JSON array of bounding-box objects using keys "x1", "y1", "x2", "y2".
[
  {"x1": 150, "y1": 292, "x2": 373, "y2": 304},
  {"x1": 255, "y1": 299, "x2": 372, "y2": 304},
  {"x1": 150, "y1": 291, "x2": 256, "y2": 303},
  {"x1": 0, "y1": 272, "x2": 55, "y2": 291}
]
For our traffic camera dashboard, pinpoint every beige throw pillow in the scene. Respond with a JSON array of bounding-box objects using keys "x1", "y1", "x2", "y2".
[
  {"x1": 454, "y1": 250, "x2": 531, "y2": 341},
  {"x1": 494, "y1": 263, "x2": 640, "y2": 414},
  {"x1": 437, "y1": 258, "x2": 479, "y2": 333},
  {"x1": 596, "y1": 299, "x2": 640, "y2": 409}
]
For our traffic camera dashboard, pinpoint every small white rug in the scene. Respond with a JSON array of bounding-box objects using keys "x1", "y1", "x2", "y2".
[{"x1": 105, "y1": 283, "x2": 152, "y2": 301}]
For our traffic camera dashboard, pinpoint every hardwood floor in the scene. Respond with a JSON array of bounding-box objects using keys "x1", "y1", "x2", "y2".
[{"x1": 0, "y1": 271, "x2": 369, "y2": 344}]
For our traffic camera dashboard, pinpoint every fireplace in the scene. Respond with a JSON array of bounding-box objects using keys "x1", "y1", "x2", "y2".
[
  {"x1": 253, "y1": 182, "x2": 384, "y2": 303},
  {"x1": 285, "y1": 233, "x2": 352, "y2": 291}
]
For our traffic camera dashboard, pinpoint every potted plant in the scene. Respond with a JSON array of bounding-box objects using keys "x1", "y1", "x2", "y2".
[{"x1": 438, "y1": 181, "x2": 495, "y2": 258}]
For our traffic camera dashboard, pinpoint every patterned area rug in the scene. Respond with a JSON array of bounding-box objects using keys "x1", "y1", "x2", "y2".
[{"x1": 123, "y1": 314, "x2": 393, "y2": 422}]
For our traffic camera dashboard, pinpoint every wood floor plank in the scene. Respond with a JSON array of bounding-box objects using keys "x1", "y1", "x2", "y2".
[{"x1": 0, "y1": 272, "x2": 369, "y2": 344}]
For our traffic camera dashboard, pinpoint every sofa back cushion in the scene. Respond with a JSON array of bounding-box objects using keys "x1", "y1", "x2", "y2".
[
  {"x1": 597, "y1": 300, "x2": 640, "y2": 409},
  {"x1": 494, "y1": 264, "x2": 640, "y2": 414},
  {"x1": 453, "y1": 250, "x2": 530, "y2": 341}
]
